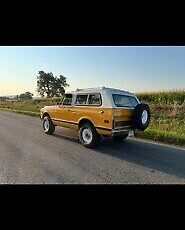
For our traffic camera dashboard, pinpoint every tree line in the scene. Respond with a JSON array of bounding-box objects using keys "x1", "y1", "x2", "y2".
[{"x1": 13, "y1": 71, "x2": 69, "y2": 101}]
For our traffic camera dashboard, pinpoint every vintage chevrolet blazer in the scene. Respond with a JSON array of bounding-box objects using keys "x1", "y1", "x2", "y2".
[{"x1": 40, "y1": 87, "x2": 150, "y2": 148}]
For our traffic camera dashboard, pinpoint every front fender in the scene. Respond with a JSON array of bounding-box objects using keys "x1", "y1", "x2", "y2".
[{"x1": 40, "y1": 109, "x2": 51, "y2": 120}]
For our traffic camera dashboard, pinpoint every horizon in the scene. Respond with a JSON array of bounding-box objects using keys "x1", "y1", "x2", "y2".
[
  {"x1": 1, "y1": 88, "x2": 185, "y2": 98},
  {"x1": 0, "y1": 46, "x2": 185, "y2": 96}
]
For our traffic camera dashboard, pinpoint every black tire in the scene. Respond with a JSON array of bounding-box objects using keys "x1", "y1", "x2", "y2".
[
  {"x1": 79, "y1": 122, "x2": 100, "y2": 148},
  {"x1": 132, "y1": 103, "x2": 150, "y2": 131},
  {"x1": 43, "y1": 116, "x2": 55, "y2": 135},
  {"x1": 112, "y1": 134, "x2": 128, "y2": 142}
]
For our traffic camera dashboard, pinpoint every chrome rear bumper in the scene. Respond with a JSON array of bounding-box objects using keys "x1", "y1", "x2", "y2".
[{"x1": 112, "y1": 129, "x2": 134, "y2": 137}]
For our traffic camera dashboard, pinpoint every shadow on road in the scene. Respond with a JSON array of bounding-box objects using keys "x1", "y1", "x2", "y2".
[
  {"x1": 52, "y1": 133, "x2": 79, "y2": 144},
  {"x1": 97, "y1": 138, "x2": 185, "y2": 179},
  {"x1": 52, "y1": 129, "x2": 185, "y2": 180}
]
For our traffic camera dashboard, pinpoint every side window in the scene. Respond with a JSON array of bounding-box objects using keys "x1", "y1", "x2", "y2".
[
  {"x1": 62, "y1": 94, "x2": 72, "y2": 106},
  {"x1": 116, "y1": 96, "x2": 130, "y2": 107},
  {"x1": 88, "y1": 94, "x2": 101, "y2": 106},
  {"x1": 75, "y1": 94, "x2": 88, "y2": 105}
]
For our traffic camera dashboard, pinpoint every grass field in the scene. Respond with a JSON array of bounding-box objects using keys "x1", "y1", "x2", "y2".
[
  {"x1": 0, "y1": 91, "x2": 185, "y2": 146},
  {"x1": 0, "y1": 97, "x2": 61, "y2": 113},
  {"x1": 135, "y1": 91, "x2": 185, "y2": 146}
]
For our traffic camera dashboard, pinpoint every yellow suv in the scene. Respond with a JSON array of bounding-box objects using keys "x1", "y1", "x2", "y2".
[{"x1": 40, "y1": 87, "x2": 150, "y2": 148}]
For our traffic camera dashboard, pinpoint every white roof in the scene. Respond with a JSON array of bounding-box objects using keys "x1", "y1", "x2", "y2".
[{"x1": 67, "y1": 87, "x2": 134, "y2": 95}]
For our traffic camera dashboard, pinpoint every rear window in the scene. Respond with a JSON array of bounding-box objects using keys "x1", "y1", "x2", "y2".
[{"x1": 112, "y1": 94, "x2": 138, "y2": 108}]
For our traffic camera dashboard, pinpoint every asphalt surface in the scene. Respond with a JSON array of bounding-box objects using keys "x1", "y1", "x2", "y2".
[{"x1": 0, "y1": 111, "x2": 185, "y2": 184}]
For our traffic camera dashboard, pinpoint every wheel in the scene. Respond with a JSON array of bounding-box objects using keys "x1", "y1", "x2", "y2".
[
  {"x1": 112, "y1": 134, "x2": 128, "y2": 142},
  {"x1": 43, "y1": 116, "x2": 55, "y2": 135},
  {"x1": 79, "y1": 122, "x2": 100, "y2": 148},
  {"x1": 132, "y1": 103, "x2": 150, "y2": 131}
]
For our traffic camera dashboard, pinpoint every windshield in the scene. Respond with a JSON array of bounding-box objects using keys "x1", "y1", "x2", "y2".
[{"x1": 112, "y1": 94, "x2": 138, "y2": 108}]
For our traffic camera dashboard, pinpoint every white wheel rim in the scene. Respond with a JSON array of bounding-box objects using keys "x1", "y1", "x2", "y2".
[
  {"x1": 141, "y1": 110, "x2": 148, "y2": 125},
  {"x1": 82, "y1": 128, "x2": 93, "y2": 144},
  {"x1": 44, "y1": 119, "x2": 50, "y2": 131}
]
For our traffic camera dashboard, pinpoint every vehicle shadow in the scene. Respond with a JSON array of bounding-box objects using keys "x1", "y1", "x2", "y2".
[
  {"x1": 97, "y1": 138, "x2": 185, "y2": 180},
  {"x1": 52, "y1": 133, "x2": 79, "y2": 144},
  {"x1": 52, "y1": 129, "x2": 185, "y2": 180}
]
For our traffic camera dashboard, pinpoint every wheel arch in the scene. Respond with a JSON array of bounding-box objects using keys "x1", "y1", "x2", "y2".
[
  {"x1": 42, "y1": 112, "x2": 51, "y2": 119},
  {"x1": 78, "y1": 117, "x2": 95, "y2": 130}
]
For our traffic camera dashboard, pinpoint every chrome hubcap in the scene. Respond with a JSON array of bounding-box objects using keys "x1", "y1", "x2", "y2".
[
  {"x1": 44, "y1": 119, "x2": 49, "y2": 131},
  {"x1": 141, "y1": 110, "x2": 148, "y2": 125},
  {"x1": 82, "y1": 128, "x2": 93, "y2": 144}
]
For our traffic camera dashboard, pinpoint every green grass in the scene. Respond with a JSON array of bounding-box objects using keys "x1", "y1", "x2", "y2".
[
  {"x1": 136, "y1": 90, "x2": 185, "y2": 146},
  {"x1": 0, "y1": 97, "x2": 61, "y2": 113},
  {"x1": 0, "y1": 91, "x2": 185, "y2": 147},
  {"x1": 0, "y1": 108, "x2": 40, "y2": 117},
  {"x1": 135, "y1": 128, "x2": 185, "y2": 146}
]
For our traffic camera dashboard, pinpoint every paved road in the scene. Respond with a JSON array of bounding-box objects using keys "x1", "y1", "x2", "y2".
[{"x1": 0, "y1": 111, "x2": 185, "y2": 184}]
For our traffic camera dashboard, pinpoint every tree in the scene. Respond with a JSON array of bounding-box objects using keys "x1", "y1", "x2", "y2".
[
  {"x1": 37, "y1": 71, "x2": 69, "y2": 98},
  {"x1": 19, "y1": 92, "x2": 33, "y2": 100}
]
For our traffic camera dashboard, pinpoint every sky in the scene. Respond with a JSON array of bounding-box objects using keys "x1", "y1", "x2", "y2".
[{"x1": 0, "y1": 46, "x2": 185, "y2": 96}]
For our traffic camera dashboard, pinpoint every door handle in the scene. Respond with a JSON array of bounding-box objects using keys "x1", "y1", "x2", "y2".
[{"x1": 99, "y1": 110, "x2": 104, "y2": 114}]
